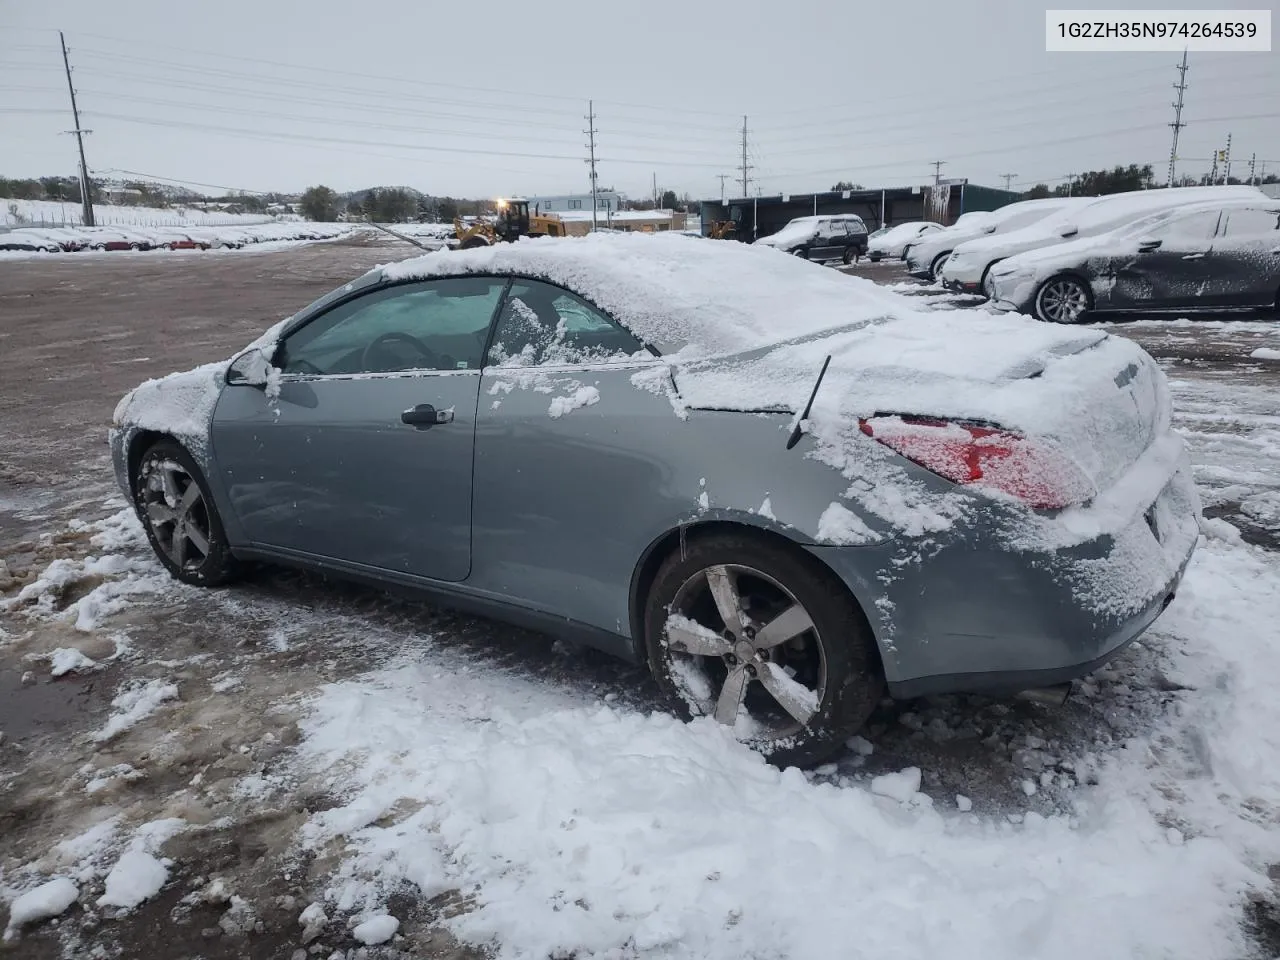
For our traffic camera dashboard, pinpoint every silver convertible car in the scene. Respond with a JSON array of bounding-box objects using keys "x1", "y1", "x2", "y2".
[{"x1": 110, "y1": 234, "x2": 1200, "y2": 766}]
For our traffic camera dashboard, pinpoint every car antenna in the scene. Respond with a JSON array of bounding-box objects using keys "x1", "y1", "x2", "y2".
[
  {"x1": 363, "y1": 217, "x2": 431, "y2": 251},
  {"x1": 785, "y1": 354, "x2": 832, "y2": 451}
]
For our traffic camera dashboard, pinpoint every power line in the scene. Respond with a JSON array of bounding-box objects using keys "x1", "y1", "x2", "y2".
[
  {"x1": 82, "y1": 111, "x2": 733, "y2": 169},
  {"x1": 1168, "y1": 49, "x2": 1190, "y2": 186},
  {"x1": 59, "y1": 31, "x2": 95, "y2": 227},
  {"x1": 66, "y1": 36, "x2": 737, "y2": 122}
]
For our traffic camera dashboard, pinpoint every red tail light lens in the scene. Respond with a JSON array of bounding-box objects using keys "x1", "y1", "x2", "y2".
[{"x1": 858, "y1": 416, "x2": 1094, "y2": 510}]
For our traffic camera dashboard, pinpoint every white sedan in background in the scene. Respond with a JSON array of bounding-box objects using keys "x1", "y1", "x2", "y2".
[
  {"x1": 937, "y1": 185, "x2": 1267, "y2": 297},
  {"x1": 867, "y1": 221, "x2": 943, "y2": 261}
]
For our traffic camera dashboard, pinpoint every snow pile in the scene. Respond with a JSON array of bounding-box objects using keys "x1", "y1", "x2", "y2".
[
  {"x1": 3, "y1": 509, "x2": 170, "y2": 633},
  {"x1": 287, "y1": 550, "x2": 1280, "y2": 960},
  {"x1": 48, "y1": 648, "x2": 98, "y2": 677},
  {"x1": 3, "y1": 878, "x2": 78, "y2": 940},
  {"x1": 352, "y1": 914, "x2": 399, "y2": 945},
  {"x1": 547, "y1": 384, "x2": 600, "y2": 418},
  {"x1": 93, "y1": 679, "x2": 179, "y2": 743},
  {"x1": 816, "y1": 501, "x2": 877, "y2": 544},
  {"x1": 96, "y1": 851, "x2": 168, "y2": 911},
  {"x1": 1250, "y1": 347, "x2": 1280, "y2": 361}
]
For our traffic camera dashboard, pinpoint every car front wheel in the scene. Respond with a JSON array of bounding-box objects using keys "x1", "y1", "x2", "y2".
[
  {"x1": 842, "y1": 246, "x2": 858, "y2": 265},
  {"x1": 133, "y1": 439, "x2": 239, "y2": 587},
  {"x1": 930, "y1": 252, "x2": 951, "y2": 280},
  {"x1": 1035, "y1": 275, "x2": 1092, "y2": 323},
  {"x1": 644, "y1": 532, "x2": 882, "y2": 768}
]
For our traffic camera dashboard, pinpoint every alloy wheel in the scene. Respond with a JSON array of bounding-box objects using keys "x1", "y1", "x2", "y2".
[
  {"x1": 663, "y1": 563, "x2": 826, "y2": 740},
  {"x1": 1037, "y1": 277, "x2": 1090, "y2": 323},
  {"x1": 139, "y1": 459, "x2": 212, "y2": 572}
]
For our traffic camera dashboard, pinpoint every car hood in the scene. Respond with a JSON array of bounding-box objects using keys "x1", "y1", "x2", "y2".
[
  {"x1": 672, "y1": 312, "x2": 1168, "y2": 500},
  {"x1": 907, "y1": 225, "x2": 991, "y2": 260}
]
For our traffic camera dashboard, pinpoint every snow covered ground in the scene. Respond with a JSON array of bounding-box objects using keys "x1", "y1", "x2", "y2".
[
  {"x1": 2, "y1": 242, "x2": 1279, "y2": 958},
  {"x1": 1, "y1": 197, "x2": 281, "y2": 230}
]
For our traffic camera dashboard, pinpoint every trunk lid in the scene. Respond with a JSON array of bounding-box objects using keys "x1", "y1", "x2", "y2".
[{"x1": 672, "y1": 312, "x2": 1170, "y2": 501}]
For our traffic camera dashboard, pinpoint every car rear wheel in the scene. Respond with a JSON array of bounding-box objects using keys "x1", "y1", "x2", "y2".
[
  {"x1": 643, "y1": 532, "x2": 882, "y2": 768},
  {"x1": 133, "y1": 439, "x2": 239, "y2": 587},
  {"x1": 842, "y1": 246, "x2": 858, "y2": 265},
  {"x1": 930, "y1": 252, "x2": 951, "y2": 280},
  {"x1": 791, "y1": 248, "x2": 809, "y2": 259},
  {"x1": 1035, "y1": 275, "x2": 1092, "y2": 323}
]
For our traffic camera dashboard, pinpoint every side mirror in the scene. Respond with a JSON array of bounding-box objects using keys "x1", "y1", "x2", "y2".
[
  {"x1": 226, "y1": 346, "x2": 274, "y2": 387},
  {"x1": 1136, "y1": 237, "x2": 1162, "y2": 253}
]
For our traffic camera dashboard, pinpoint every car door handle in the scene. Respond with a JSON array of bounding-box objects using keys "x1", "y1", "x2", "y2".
[
  {"x1": 400, "y1": 404, "x2": 453, "y2": 429},
  {"x1": 1182, "y1": 252, "x2": 1205, "y2": 260}
]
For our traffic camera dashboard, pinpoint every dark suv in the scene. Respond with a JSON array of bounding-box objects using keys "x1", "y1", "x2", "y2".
[{"x1": 754, "y1": 214, "x2": 870, "y2": 263}]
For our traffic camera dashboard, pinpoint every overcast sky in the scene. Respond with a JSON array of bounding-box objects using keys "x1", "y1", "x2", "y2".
[{"x1": 3, "y1": 0, "x2": 1277, "y2": 200}]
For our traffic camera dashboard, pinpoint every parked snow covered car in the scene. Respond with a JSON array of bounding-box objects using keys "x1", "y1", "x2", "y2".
[
  {"x1": 753, "y1": 214, "x2": 869, "y2": 263},
  {"x1": 906, "y1": 198, "x2": 1089, "y2": 280},
  {"x1": 109, "y1": 234, "x2": 1199, "y2": 767},
  {"x1": 0, "y1": 228, "x2": 64, "y2": 252},
  {"x1": 937, "y1": 185, "x2": 1267, "y2": 297},
  {"x1": 867, "y1": 221, "x2": 943, "y2": 261},
  {"x1": 82, "y1": 226, "x2": 155, "y2": 251},
  {"x1": 153, "y1": 228, "x2": 212, "y2": 251},
  {"x1": 989, "y1": 198, "x2": 1280, "y2": 323}
]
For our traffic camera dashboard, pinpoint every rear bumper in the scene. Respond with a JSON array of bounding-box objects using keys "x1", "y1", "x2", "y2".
[
  {"x1": 808, "y1": 460, "x2": 1201, "y2": 700},
  {"x1": 886, "y1": 551, "x2": 1188, "y2": 699}
]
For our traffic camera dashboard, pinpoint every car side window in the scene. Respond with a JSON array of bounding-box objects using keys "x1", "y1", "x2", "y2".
[
  {"x1": 1221, "y1": 209, "x2": 1280, "y2": 239},
  {"x1": 1146, "y1": 210, "x2": 1221, "y2": 246},
  {"x1": 278, "y1": 278, "x2": 505, "y2": 376},
  {"x1": 486, "y1": 279, "x2": 647, "y2": 368}
]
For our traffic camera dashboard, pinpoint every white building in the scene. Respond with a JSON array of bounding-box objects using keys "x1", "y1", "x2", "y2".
[{"x1": 527, "y1": 192, "x2": 620, "y2": 213}]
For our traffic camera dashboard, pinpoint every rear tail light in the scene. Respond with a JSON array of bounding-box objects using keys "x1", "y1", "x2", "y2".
[{"x1": 858, "y1": 416, "x2": 1094, "y2": 510}]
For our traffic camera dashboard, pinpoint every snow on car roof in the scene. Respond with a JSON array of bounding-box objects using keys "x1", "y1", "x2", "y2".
[{"x1": 380, "y1": 232, "x2": 913, "y2": 356}]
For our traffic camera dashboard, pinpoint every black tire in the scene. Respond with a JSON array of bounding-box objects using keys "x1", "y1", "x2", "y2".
[
  {"x1": 133, "y1": 438, "x2": 239, "y2": 587},
  {"x1": 791, "y1": 247, "x2": 809, "y2": 259},
  {"x1": 842, "y1": 246, "x2": 857, "y2": 265},
  {"x1": 979, "y1": 260, "x2": 1001, "y2": 299},
  {"x1": 930, "y1": 252, "x2": 952, "y2": 280},
  {"x1": 1034, "y1": 274, "x2": 1093, "y2": 324},
  {"x1": 643, "y1": 532, "x2": 883, "y2": 768}
]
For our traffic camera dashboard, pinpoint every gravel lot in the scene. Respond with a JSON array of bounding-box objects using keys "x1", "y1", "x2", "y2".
[{"x1": 2, "y1": 236, "x2": 1279, "y2": 958}]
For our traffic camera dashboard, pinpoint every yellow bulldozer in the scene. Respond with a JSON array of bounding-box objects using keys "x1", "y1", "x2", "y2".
[
  {"x1": 454, "y1": 198, "x2": 566, "y2": 248},
  {"x1": 706, "y1": 220, "x2": 738, "y2": 240}
]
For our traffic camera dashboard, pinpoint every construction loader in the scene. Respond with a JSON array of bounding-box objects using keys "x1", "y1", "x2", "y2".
[{"x1": 454, "y1": 198, "x2": 566, "y2": 248}]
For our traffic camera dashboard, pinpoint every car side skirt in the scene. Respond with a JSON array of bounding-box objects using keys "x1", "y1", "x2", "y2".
[{"x1": 231, "y1": 544, "x2": 640, "y2": 663}]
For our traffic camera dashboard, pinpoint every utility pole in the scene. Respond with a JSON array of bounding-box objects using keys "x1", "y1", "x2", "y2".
[
  {"x1": 738, "y1": 116, "x2": 752, "y2": 198},
  {"x1": 1167, "y1": 48, "x2": 1189, "y2": 187},
  {"x1": 653, "y1": 171, "x2": 658, "y2": 208},
  {"x1": 584, "y1": 100, "x2": 599, "y2": 232},
  {"x1": 60, "y1": 31, "x2": 95, "y2": 227},
  {"x1": 1000, "y1": 173, "x2": 1017, "y2": 191},
  {"x1": 932, "y1": 160, "x2": 946, "y2": 187},
  {"x1": 717, "y1": 174, "x2": 729, "y2": 204},
  {"x1": 1248, "y1": 153, "x2": 1257, "y2": 185},
  {"x1": 1222, "y1": 132, "x2": 1232, "y2": 183}
]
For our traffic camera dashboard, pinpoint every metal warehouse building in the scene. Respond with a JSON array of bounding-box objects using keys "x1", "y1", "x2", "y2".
[{"x1": 699, "y1": 181, "x2": 1019, "y2": 241}]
